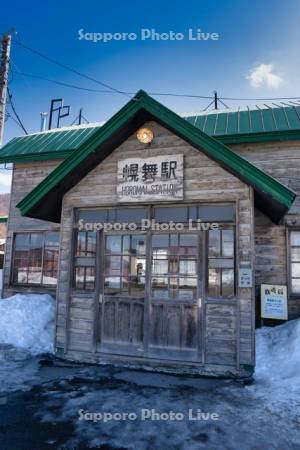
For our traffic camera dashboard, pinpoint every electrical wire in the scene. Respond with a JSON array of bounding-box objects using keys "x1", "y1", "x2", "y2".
[
  {"x1": 12, "y1": 68, "x2": 300, "y2": 103},
  {"x1": 7, "y1": 88, "x2": 28, "y2": 134},
  {"x1": 13, "y1": 38, "x2": 132, "y2": 99}
]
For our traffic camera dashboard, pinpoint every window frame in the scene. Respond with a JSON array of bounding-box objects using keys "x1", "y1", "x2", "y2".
[
  {"x1": 287, "y1": 227, "x2": 300, "y2": 298},
  {"x1": 206, "y1": 224, "x2": 236, "y2": 300},
  {"x1": 11, "y1": 230, "x2": 60, "y2": 288},
  {"x1": 73, "y1": 229, "x2": 97, "y2": 292},
  {"x1": 72, "y1": 203, "x2": 237, "y2": 297}
]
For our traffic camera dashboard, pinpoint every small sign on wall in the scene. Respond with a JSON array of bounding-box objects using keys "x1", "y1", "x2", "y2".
[
  {"x1": 117, "y1": 154, "x2": 183, "y2": 202},
  {"x1": 261, "y1": 284, "x2": 288, "y2": 320},
  {"x1": 239, "y1": 268, "x2": 253, "y2": 288}
]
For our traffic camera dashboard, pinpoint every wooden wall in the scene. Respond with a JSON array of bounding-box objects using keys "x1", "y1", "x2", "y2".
[
  {"x1": 2, "y1": 160, "x2": 61, "y2": 297},
  {"x1": 230, "y1": 140, "x2": 300, "y2": 319},
  {"x1": 56, "y1": 121, "x2": 255, "y2": 376}
]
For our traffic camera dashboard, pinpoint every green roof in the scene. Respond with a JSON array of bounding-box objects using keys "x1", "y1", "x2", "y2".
[
  {"x1": 0, "y1": 216, "x2": 8, "y2": 223},
  {"x1": 17, "y1": 90, "x2": 295, "y2": 224},
  {"x1": 2, "y1": 104, "x2": 300, "y2": 163}
]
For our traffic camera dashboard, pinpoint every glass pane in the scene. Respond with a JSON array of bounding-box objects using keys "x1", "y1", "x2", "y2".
[
  {"x1": 15, "y1": 234, "x2": 30, "y2": 250},
  {"x1": 179, "y1": 234, "x2": 197, "y2": 255},
  {"x1": 116, "y1": 208, "x2": 147, "y2": 223},
  {"x1": 152, "y1": 277, "x2": 168, "y2": 299},
  {"x1": 122, "y1": 255, "x2": 130, "y2": 276},
  {"x1": 86, "y1": 232, "x2": 96, "y2": 255},
  {"x1": 122, "y1": 235, "x2": 130, "y2": 254},
  {"x1": 105, "y1": 277, "x2": 121, "y2": 294},
  {"x1": 14, "y1": 259, "x2": 28, "y2": 284},
  {"x1": 152, "y1": 259, "x2": 168, "y2": 275},
  {"x1": 121, "y1": 277, "x2": 129, "y2": 293},
  {"x1": 291, "y1": 247, "x2": 300, "y2": 261},
  {"x1": 170, "y1": 234, "x2": 178, "y2": 250},
  {"x1": 198, "y1": 204, "x2": 235, "y2": 222},
  {"x1": 291, "y1": 263, "x2": 300, "y2": 278},
  {"x1": 76, "y1": 209, "x2": 108, "y2": 223},
  {"x1": 76, "y1": 231, "x2": 86, "y2": 256},
  {"x1": 85, "y1": 267, "x2": 95, "y2": 291},
  {"x1": 153, "y1": 248, "x2": 168, "y2": 259},
  {"x1": 222, "y1": 269, "x2": 234, "y2": 297},
  {"x1": 208, "y1": 268, "x2": 221, "y2": 297},
  {"x1": 43, "y1": 248, "x2": 59, "y2": 285},
  {"x1": 106, "y1": 235, "x2": 122, "y2": 254},
  {"x1": 131, "y1": 256, "x2": 146, "y2": 276},
  {"x1": 105, "y1": 256, "x2": 121, "y2": 276},
  {"x1": 222, "y1": 230, "x2": 234, "y2": 257},
  {"x1": 29, "y1": 240, "x2": 42, "y2": 284},
  {"x1": 131, "y1": 235, "x2": 146, "y2": 255},
  {"x1": 209, "y1": 230, "x2": 221, "y2": 257},
  {"x1": 179, "y1": 259, "x2": 197, "y2": 275},
  {"x1": 178, "y1": 277, "x2": 197, "y2": 300},
  {"x1": 189, "y1": 206, "x2": 198, "y2": 221},
  {"x1": 129, "y1": 276, "x2": 145, "y2": 297},
  {"x1": 152, "y1": 234, "x2": 169, "y2": 248},
  {"x1": 75, "y1": 267, "x2": 85, "y2": 290},
  {"x1": 292, "y1": 278, "x2": 300, "y2": 293},
  {"x1": 45, "y1": 232, "x2": 60, "y2": 247},
  {"x1": 170, "y1": 277, "x2": 177, "y2": 299},
  {"x1": 30, "y1": 233, "x2": 43, "y2": 250},
  {"x1": 291, "y1": 231, "x2": 300, "y2": 246},
  {"x1": 154, "y1": 207, "x2": 188, "y2": 222},
  {"x1": 169, "y1": 256, "x2": 178, "y2": 274}
]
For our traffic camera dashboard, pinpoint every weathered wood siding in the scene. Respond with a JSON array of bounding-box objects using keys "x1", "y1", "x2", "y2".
[
  {"x1": 3, "y1": 160, "x2": 61, "y2": 297},
  {"x1": 56, "y1": 121, "x2": 254, "y2": 376},
  {"x1": 230, "y1": 141, "x2": 300, "y2": 319}
]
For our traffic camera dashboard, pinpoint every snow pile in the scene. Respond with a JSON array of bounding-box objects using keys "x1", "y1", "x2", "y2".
[
  {"x1": 0, "y1": 294, "x2": 55, "y2": 355},
  {"x1": 251, "y1": 319, "x2": 300, "y2": 413}
]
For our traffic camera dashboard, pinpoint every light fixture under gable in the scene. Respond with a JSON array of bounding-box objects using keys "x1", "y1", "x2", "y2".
[{"x1": 137, "y1": 127, "x2": 154, "y2": 144}]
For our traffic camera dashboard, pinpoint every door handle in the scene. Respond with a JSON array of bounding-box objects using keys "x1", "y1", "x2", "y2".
[{"x1": 99, "y1": 293, "x2": 103, "y2": 304}]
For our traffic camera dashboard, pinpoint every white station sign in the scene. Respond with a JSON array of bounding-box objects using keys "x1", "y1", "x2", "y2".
[
  {"x1": 117, "y1": 154, "x2": 183, "y2": 202},
  {"x1": 261, "y1": 284, "x2": 288, "y2": 320}
]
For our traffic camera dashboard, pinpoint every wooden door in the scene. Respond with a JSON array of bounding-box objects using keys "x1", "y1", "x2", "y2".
[
  {"x1": 98, "y1": 233, "x2": 147, "y2": 356},
  {"x1": 148, "y1": 233, "x2": 202, "y2": 362}
]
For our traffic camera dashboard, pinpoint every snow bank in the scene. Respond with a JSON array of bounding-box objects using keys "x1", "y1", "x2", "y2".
[
  {"x1": 0, "y1": 294, "x2": 55, "y2": 355},
  {"x1": 251, "y1": 319, "x2": 300, "y2": 413}
]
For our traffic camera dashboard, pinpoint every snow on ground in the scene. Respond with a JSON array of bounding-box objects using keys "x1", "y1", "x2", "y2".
[
  {"x1": 0, "y1": 294, "x2": 299, "y2": 448},
  {"x1": 0, "y1": 293, "x2": 55, "y2": 355},
  {"x1": 248, "y1": 318, "x2": 300, "y2": 416},
  {"x1": 0, "y1": 294, "x2": 55, "y2": 393}
]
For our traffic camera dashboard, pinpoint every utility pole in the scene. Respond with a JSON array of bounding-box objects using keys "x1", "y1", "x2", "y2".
[
  {"x1": 214, "y1": 91, "x2": 218, "y2": 110},
  {"x1": 0, "y1": 33, "x2": 11, "y2": 147}
]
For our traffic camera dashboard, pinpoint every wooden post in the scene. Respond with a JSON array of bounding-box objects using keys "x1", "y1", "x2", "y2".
[{"x1": 0, "y1": 33, "x2": 11, "y2": 147}]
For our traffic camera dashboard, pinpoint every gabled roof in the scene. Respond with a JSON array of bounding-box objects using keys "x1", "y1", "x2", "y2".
[
  {"x1": 17, "y1": 90, "x2": 296, "y2": 224},
  {"x1": 2, "y1": 103, "x2": 300, "y2": 163}
]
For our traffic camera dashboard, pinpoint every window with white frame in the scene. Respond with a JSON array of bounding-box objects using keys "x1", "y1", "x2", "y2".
[{"x1": 289, "y1": 230, "x2": 300, "y2": 294}]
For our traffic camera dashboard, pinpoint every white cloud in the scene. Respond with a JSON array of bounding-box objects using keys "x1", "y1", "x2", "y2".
[
  {"x1": 0, "y1": 169, "x2": 12, "y2": 193},
  {"x1": 247, "y1": 64, "x2": 282, "y2": 89}
]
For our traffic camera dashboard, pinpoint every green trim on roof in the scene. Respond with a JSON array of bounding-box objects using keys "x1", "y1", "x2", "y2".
[
  {"x1": 17, "y1": 90, "x2": 296, "y2": 223},
  {"x1": 3, "y1": 105, "x2": 300, "y2": 164}
]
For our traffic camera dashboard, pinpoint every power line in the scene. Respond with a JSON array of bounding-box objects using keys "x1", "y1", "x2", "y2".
[
  {"x1": 13, "y1": 38, "x2": 132, "y2": 99},
  {"x1": 12, "y1": 68, "x2": 300, "y2": 104},
  {"x1": 7, "y1": 87, "x2": 28, "y2": 134}
]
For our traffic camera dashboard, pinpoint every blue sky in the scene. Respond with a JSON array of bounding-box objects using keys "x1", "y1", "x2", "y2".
[{"x1": 0, "y1": 0, "x2": 299, "y2": 191}]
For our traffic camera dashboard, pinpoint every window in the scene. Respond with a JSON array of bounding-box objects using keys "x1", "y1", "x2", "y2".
[
  {"x1": 74, "y1": 231, "x2": 96, "y2": 291},
  {"x1": 12, "y1": 232, "x2": 59, "y2": 286},
  {"x1": 104, "y1": 234, "x2": 146, "y2": 297},
  {"x1": 289, "y1": 231, "x2": 300, "y2": 294},
  {"x1": 207, "y1": 228, "x2": 235, "y2": 298},
  {"x1": 151, "y1": 234, "x2": 198, "y2": 300}
]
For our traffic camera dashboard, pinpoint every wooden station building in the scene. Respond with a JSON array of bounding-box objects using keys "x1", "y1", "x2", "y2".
[{"x1": 0, "y1": 90, "x2": 299, "y2": 377}]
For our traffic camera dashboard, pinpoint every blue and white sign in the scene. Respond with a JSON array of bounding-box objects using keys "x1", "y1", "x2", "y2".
[{"x1": 261, "y1": 284, "x2": 288, "y2": 320}]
